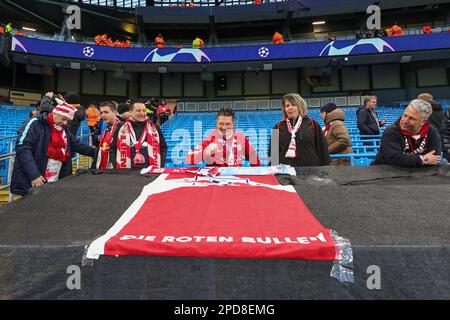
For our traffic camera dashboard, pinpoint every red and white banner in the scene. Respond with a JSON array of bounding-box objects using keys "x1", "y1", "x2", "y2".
[{"x1": 86, "y1": 173, "x2": 338, "y2": 261}]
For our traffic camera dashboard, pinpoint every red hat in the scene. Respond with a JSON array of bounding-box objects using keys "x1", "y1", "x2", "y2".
[{"x1": 53, "y1": 99, "x2": 75, "y2": 120}]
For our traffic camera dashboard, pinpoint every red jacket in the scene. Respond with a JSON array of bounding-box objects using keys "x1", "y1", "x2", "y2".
[{"x1": 186, "y1": 129, "x2": 261, "y2": 167}]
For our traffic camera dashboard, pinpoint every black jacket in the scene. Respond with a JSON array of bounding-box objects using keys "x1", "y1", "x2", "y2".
[
  {"x1": 92, "y1": 120, "x2": 124, "y2": 169},
  {"x1": 357, "y1": 107, "x2": 383, "y2": 135},
  {"x1": 67, "y1": 106, "x2": 87, "y2": 136},
  {"x1": 269, "y1": 116, "x2": 329, "y2": 166},
  {"x1": 442, "y1": 108, "x2": 450, "y2": 161},
  {"x1": 428, "y1": 102, "x2": 444, "y2": 133},
  {"x1": 373, "y1": 119, "x2": 441, "y2": 168},
  {"x1": 114, "y1": 121, "x2": 168, "y2": 168},
  {"x1": 10, "y1": 111, "x2": 96, "y2": 195}
]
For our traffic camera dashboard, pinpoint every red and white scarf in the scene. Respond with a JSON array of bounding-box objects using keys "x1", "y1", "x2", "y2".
[
  {"x1": 322, "y1": 122, "x2": 332, "y2": 137},
  {"x1": 96, "y1": 118, "x2": 119, "y2": 169},
  {"x1": 285, "y1": 117, "x2": 303, "y2": 158},
  {"x1": 218, "y1": 134, "x2": 239, "y2": 166},
  {"x1": 401, "y1": 120, "x2": 429, "y2": 155},
  {"x1": 47, "y1": 112, "x2": 69, "y2": 162},
  {"x1": 116, "y1": 119, "x2": 161, "y2": 168}
]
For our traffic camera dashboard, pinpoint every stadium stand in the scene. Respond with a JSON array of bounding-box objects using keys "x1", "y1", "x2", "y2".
[{"x1": 1, "y1": 0, "x2": 450, "y2": 303}]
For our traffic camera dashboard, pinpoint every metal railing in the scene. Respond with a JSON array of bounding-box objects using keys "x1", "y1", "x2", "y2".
[{"x1": 0, "y1": 135, "x2": 16, "y2": 203}]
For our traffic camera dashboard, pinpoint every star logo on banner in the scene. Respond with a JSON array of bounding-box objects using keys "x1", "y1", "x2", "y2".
[
  {"x1": 83, "y1": 46, "x2": 95, "y2": 58},
  {"x1": 258, "y1": 47, "x2": 269, "y2": 58}
]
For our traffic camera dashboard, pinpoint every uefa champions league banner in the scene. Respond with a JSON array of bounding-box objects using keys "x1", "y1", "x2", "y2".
[
  {"x1": 85, "y1": 167, "x2": 353, "y2": 282},
  {"x1": 11, "y1": 33, "x2": 450, "y2": 64}
]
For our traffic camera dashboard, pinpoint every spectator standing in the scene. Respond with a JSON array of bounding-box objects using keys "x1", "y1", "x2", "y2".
[
  {"x1": 155, "y1": 33, "x2": 166, "y2": 48},
  {"x1": 357, "y1": 96, "x2": 387, "y2": 136},
  {"x1": 269, "y1": 93, "x2": 329, "y2": 166},
  {"x1": 320, "y1": 103, "x2": 353, "y2": 166},
  {"x1": 192, "y1": 36, "x2": 204, "y2": 48},
  {"x1": 86, "y1": 103, "x2": 100, "y2": 134},
  {"x1": 422, "y1": 24, "x2": 433, "y2": 34},
  {"x1": 273, "y1": 31, "x2": 284, "y2": 44},
  {"x1": 390, "y1": 24, "x2": 403, "y2": 37},
  {"x1": 10, "y1": 102, "x2": 96, "y2": 196},
  {"x1": 115, "y1": 101, "x2": 167, "y2": 168},
  {"x1": 94, "y1": 101, "x2": 123, "y2": 169}
]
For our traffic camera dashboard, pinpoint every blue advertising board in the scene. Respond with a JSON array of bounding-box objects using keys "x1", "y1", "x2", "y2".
[{"x1": 10, "y1": 33, "x2": 450, "y2": 64}]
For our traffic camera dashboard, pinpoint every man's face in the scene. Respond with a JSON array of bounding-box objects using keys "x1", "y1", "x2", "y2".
[
  {"x1": 52, "y1": 113, "x2": 69, "y2": 127},
  {"x1": 100, "y1": 106, "x2": 117, "y2": 125},
  {"x1": 216, "y1": 115, "x2": 234, "y2": 138},
  {"x1": 399, "y1": 106, "x2": 426, "y2": 134},
  {"x1": 284, "y1": 101, "x2": 299, "y2": 119},
  {"x1": 130, "y1": 103, "x2": 147, "y2": 123},
  {"x1": 366, "y1": 98, "x2": 377, "y2": 109}
]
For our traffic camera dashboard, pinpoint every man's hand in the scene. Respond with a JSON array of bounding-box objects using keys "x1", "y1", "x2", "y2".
[
  {"x1": 31, "y1": 176, "x2": 46, "y2": 187},
  {"x1": 204, "y1": 143, "x2": 218, "y2": 156},
  {"x1": 204, "y1": 143, "x2": 219, "y2": 165},
  {"x1": 379, "y1": 120, "x2": 387, "y2": 126},
  {"x1": 422, "y1": 150, "x2": 441, "y2": 165}
]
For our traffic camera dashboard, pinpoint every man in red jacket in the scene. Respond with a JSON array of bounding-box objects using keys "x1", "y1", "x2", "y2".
[{"x1": 186, "y1": 108, "x2": 260, "y2": 167}]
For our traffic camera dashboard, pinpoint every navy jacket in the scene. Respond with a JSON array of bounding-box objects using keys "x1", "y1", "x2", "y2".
[
  {"x1": 10, "y1": 111, "x2": 97, "y2": 195},
  {"x1": 442, "y1": 108, "x2": 450, "y2": 161},
  {"x1": 357, "y1": 107, "x2": 383, "y2": 135},
  {"x1": 373, "y1": 120, "x2": 441, "y2": 168}
]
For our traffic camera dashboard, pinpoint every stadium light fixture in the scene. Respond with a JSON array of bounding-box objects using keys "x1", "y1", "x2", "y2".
[
  {"x1": 312, "y1": 21, "x2": 326, "y2": 25},
  {"x1": 22, "y1": 27, "x2": 37, "y2": 32}
]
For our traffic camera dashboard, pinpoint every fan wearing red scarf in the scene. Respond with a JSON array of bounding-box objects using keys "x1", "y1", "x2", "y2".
[
  {"x1": 10, "y1": 101, "x2": 97, "y2": 196},
  {"x1": 116, "y1": 100, "x2": 167, "y2": 169},
  {"x1": 94, "y1": 101, "x2": 123, "y2": 169},
  {"x1": 373, "y1": 99, "x2": 442, "y2": 167},
  {"x1": 185, "y1": 108, "x2": 261, "y2": 167}
]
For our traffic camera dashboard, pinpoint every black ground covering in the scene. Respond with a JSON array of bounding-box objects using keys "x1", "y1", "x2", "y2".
[{"x1": 0, "y1": 166, "x2": 449, "y2": 299}]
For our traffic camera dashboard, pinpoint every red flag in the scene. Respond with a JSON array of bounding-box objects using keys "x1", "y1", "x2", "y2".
[{"x1": 87, "y1": 174, "x2": 338, "y2": 261}]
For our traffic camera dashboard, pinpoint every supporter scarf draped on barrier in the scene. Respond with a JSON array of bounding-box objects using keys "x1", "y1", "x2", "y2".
[{"x1": 86, "y1": 168, "x2": 348, "y2": 265}]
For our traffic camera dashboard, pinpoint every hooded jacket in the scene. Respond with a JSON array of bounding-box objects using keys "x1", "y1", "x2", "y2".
[{"x1": 323, "y1": 108, "x2": 353, "y2": 155}]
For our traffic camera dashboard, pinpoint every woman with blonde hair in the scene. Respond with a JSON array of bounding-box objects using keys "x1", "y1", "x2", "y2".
[{"x1": 270, "y1": 93, "x2": 329, "y2": 166}]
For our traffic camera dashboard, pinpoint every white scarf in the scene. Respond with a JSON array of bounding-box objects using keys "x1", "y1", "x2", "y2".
[{"x1": 285, "y1": 117, "x2": 303, "y2": 158}]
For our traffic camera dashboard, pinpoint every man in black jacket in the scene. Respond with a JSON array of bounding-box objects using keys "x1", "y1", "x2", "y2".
[
  {"x1": 373, "y1": 99, "x2": 441, "y2": 167},
  {"x1": 357, "y1": 96, "x2": 387, "y2": 136},
  {"x1": 442, "y1": 107, "x2": 450, "y2": 161}
]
